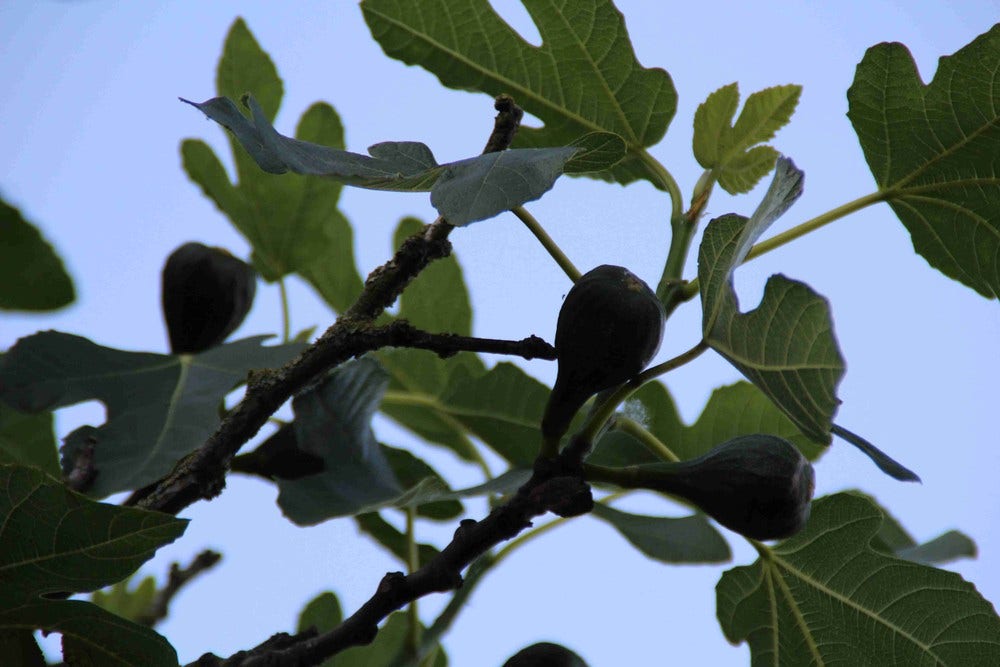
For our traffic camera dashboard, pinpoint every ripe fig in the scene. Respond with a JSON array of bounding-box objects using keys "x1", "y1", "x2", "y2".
[
  {"x1": 161, "y1": 242, "x2": 256, "y2": 354},
  {"x1": 626, "y1": 435, "x2": 815, "y2": 540},
  {"x1": 541, "y1": 265, "x2": 665, "y2": 441},
  {"x1": 502, "y1": 642, "x2": 589, "y2": 667}
]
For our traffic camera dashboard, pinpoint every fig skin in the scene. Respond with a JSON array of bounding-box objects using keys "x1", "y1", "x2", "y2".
[
  {"x1": 502, "y1": 642, "x2": 589, "y2": 667},
  {"x1": 161, "y1": 242, "x2": 256, "y2": 354},
  {"x1": 624, "y1": 435, "x2": 815, "y2": 540},
  {"x1": 541, "y1": 265, "x2": 665, "y2": 441}
]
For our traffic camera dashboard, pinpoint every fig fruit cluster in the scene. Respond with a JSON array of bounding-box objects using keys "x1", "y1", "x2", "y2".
[
  {"x1": 161, "y1": 242, "x2": 256, "y2": 354},
  {"x1": 541, "y1": 265, "x2": 665, "y2": 440}
]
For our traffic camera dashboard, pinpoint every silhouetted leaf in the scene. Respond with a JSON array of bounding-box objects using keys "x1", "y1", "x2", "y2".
[
  {"x1": 0, "y1": 464, "x2": 184, "y2": 666},
  {"x1": 590, "y1": 504, "x2": 731, "y2": 564},
  {"x1": 848, "y1": 26, "x2": 1000, "y2": 299},
  {"x1": 0, "y1": 332, "x2": 303, "y2": 497},
  {"x1": 717, "y1": 493, "x2": 1000, "y2": 665},
  {"x1": 0, "y1": 197, "x2": 74, "y2": 311},
  {"x1": 362, "y1": 0, "x2": 676, "y2": 187}
]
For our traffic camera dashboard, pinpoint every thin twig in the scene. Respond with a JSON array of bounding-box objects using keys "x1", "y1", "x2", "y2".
[{"x1": 138, "y1": 550, "x2": 222, "y2": 627}]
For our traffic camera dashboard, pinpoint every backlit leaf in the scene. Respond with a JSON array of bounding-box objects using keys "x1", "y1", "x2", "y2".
[
  {"x1": 362, "y1": 0, "x2": 676, "y2": 187},
  {"x1": 717, "y1": 493, "x2": 1000, "y2": 665},
  {"x1": 848, "y1": 26, "x2": 1000, "y2": 299}
]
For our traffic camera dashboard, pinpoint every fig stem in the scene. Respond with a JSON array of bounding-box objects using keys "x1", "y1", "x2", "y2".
[
  {"x1": 278, "y1": 276, "x2": 291, "y2": 343},
  {"x1": 636, "y1": 149, "x2": 684, "y2": 222},
  {"x1": 616, "y1": 416, "x2": 680, "y2": 462},
  {"x1": 580, "y1": 339, "x2": 709, "y2": 443},
  {"x1": 511, "y1": 206, "x2": 581, "y2": 282},
  {"x1": 679, "y1": 189, "x2": 886, "y2": 301},
  {"x1": 405, "y1": 506, "x2": 421, "y2": 659}
]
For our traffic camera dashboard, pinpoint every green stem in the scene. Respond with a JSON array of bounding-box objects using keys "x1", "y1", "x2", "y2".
[
  {"x1": 637, "y1": 149, "x2": 684, "y2": 221},
  {"x1": 680, "y1": 190, "x2": 885, "y2": 301},
  {"x1": 658, "y1": 169, "x2": 716, "y2": 313},
  {"x1": 616, "y1": 417, "x2": 679, "y2": 462},
  {"x1": 405, "y1": 506, "x2": 420, "y2": 659},
  {"x1": 278, "y1": 276, "x2": 291, "y2": 343},
  {"x1": 512, "y1": 206, "x2": 581, "y2": 282},
  {"x1": 580, "y1": 339, "x2": 709, "y2": 443}
]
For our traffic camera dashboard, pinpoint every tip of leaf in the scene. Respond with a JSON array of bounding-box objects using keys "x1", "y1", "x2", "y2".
[{"x1": 831, "y1": 423, "x2": 921, "y2": 483}]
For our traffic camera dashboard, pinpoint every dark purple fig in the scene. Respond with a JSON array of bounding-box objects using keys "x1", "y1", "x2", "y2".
[
  {"x1": 541, "y1": 265, "x2": 665, "y2": 440},
  {"x1": 629, "y1": 435, "x2": 815, "y2": 540},
  {"x1": 161, "y1": 242, "x2": 256, "y2": 354},
  {"x1": 502, "y1": 642, "x2": 589, "y2": 667}
]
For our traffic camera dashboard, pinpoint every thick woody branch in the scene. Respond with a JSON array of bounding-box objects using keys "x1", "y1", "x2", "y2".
[
  {"x1": 124, "y1": 96, "x2": 525, "y2": 516},
  {"x1": 190, "y1": 440, "x2": 595, "y2": 667}
]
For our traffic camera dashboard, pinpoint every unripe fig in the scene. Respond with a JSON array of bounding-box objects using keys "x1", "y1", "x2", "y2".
[
  {"x1": 541, "y1": 265, "x2": 665, "y2": 440},
  {"x1": 161, "y1": 242, "x2": 256, "y2": 354},
  {"x1": 502, "y1": 642, "x2": 589, "y2": 667},
  {"x1": 631, "y1": 435, "x2": 814, "y2": 540}
]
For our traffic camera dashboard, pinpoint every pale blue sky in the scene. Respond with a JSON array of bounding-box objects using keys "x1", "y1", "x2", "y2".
[{"x1": 2, "y1": 2, "x2": 998, "y2": 665}]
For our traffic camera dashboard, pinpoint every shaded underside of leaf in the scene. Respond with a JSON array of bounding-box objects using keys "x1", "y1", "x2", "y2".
[
  {"x1": 361, "y1": 0, "x2": 677, "y2": 187},
  {"x1": 591, "y1": 503, "x2": 731, "y2": 564},
  {"x1": 0, "y1": 400, "x2": 60, "y2": 477},
  {"x1": 277, "y1": 357, "x2": 403, "y2": 525},
  {"x1": 847, "y1": 25, "x2": 1000, "y2": 299},
  {"x1": 698, "y1": 160, "x2": 844, "y2": 443},
  {"x1": 0, "y1": 332, "x2": 303, "y2": 497},
  {"x1": 184, "y1": 94, "x2": 577, "y2": 226},
  {"x1": 717, "y1": 492, "x2": 1000, "y2": 666}
]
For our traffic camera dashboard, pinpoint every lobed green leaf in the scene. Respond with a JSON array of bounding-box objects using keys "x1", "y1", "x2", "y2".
[
  {"x1": 847, "y1": 25, "x2": 1000, "y2": 299},
  {"x1": 0, "y1": 464, "x2": 184, "y2": 666},
  {"x1": 698, "y1": 159, "x2": 844, "y2": 443},
  {"x1": 0, "y1": 333, "x2": 303, "y2": 498},
  {"x1": 183, "y1": 18, "x2": 363, "y2": 311},
  {"x1": 717, "y1": 493, "x2": 1000, "y2": 665},
  {"x1": 361, "y1": 0, "x2": 676, "y2": 188},
  {"x1": 693, "y1": 83, "x2": 800, "y2": 193}
]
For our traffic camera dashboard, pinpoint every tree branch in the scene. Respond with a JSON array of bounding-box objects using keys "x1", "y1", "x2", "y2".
[
  {"x1": 124, "y1": 96, "x2": 525, "y2": 515},
  {"x1": 138, "y1": 550, "x2": 222, "y2": 627},
  {"x1": 190, "y1": 441, "x2": 595, "y2": 667}
]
